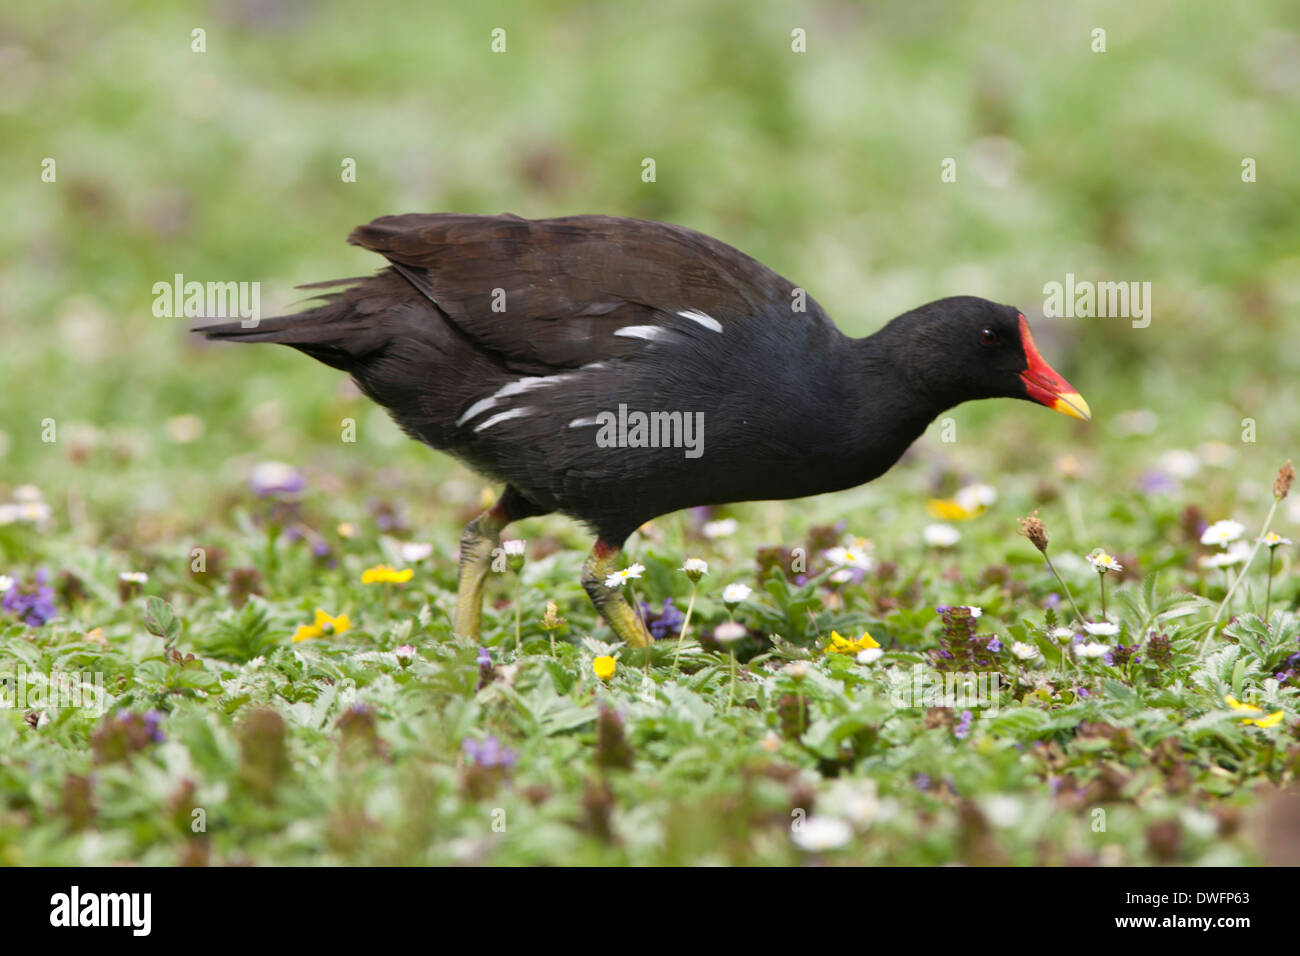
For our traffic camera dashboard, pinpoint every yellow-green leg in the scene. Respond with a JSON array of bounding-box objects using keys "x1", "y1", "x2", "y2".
[
  {"x1": 581, "y1": 539, "x2": 654, "y2": 648},
  {"x1": 453, "y1": 487, "x2": 544, "y2": 640}
]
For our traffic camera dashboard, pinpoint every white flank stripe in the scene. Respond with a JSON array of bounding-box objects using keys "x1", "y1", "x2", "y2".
[
  {"x1": 613, "y1": 325, "x2": 663, "y2": 341},
  {"x1": 456, "y1": 395, "x2": 499, "y2": 426},
  {"x1": 456, "y1": 373, "x2": 574, "y2": 426},
  {"x1": 676, "y1": 309, "x2": 722, "y2": 333},
  {"x1": 474, "y1": 407, "x2": 531, "y2": 433}
]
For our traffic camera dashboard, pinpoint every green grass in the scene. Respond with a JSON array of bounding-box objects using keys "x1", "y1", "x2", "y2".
[{"x1": 1, "y1": 0, "x2": 1298, "y2": 865}]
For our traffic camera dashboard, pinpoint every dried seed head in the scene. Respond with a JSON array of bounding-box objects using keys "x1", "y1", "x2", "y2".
[
  {"x1": 541, "y1": 600, "x2": 566, "y2": 631},
  {"x1": 1275, "y1": 460, "x2": 1294, "y2": 501},
  {"x1": 1018, "y1": 511, "x2": 1050, "y2": 552}
]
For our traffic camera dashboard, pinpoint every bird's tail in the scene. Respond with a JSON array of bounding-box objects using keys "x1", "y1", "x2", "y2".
[{"x1": 192, "y1": 275, "x2": 393, "y2": 370}]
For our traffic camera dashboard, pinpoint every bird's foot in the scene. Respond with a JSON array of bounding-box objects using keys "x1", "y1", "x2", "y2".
[
  {"x1": 453, "y1": 506, "x2": 508, "y2": 639},
  {"x1": 581, "y1": 540, "x2": 654, "y2": 649}
]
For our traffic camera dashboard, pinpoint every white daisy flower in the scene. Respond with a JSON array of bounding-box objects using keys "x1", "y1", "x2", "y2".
[
  {"x1": 702, "y1": 518, "x2": 738, "y2": 539},
  {"x1": 955, "y1": 483, "x2": 997, "y2": 512},
  {"x1": 399, "y1": 541, "x2": 435, "y2": 563},
  {"x1": 1086, "y1": 549, "x2": 1122, "y2": 572},
  {"x1": 603, "y1": 563, "x2": 646, "y2": 588},
  {"x1": 826, "y1": 778, "x2": 880, "y2": 827},
  {"x1": 713, "y1": 620, "x2": 747, "y2": 644},
  {"x1": 1049, "y1": 626, "x2": 1076, "y2": 644},
  {"x1": 983, "y1": 795, "x2": 1024, "y2": 829},
  {"x1": 791, "y1": 816, "x2": 853, "y2": 852},
  {"x1": 1201, "y1": 520, "x2": 1245, "y2": 548},
  {"x1": 1159, "y1": 449, "x2": 1201, "y2": 480},
  {"x1": 923, "y1": 524, "x2": 961, "y2": 548},
  {"x1": 1011, "y1": 641, "x2": 1039, "y2": 661},
  {"x1": 1083, "y1": 621, "x2": 1119, "y2": 637},
  {"x1": 824, "y1": 546, "x2": 875, "y2": 571},
  {"x1": 722, "y1": 582, "x2": 752, "y2": 605},
  {"x1": 1075, "y1": 642, "x2": 1110, "y2": 659},
  {"x1": 19, "y1": 502, "x2": 51, "y2": 523},
  {"x1": 681, "y1": 557, "x2": 709, "y2": 576},
  {"x1": 1201, "y1": 542, "x2": 1250, "y2": 568}
]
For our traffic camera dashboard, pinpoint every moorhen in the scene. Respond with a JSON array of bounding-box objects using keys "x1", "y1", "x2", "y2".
[{"x1": 197, "y1": 213, "x2": 1089, "y2": 647}]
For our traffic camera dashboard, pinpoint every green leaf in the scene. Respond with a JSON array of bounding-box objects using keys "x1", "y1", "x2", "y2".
[{"x1": 144, "y1": 597, "x2": 181, "y2": 647}]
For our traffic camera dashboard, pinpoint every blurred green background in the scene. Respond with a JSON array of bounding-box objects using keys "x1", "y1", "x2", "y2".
[{"x1": 2, "y1": 0, "x2": 1298, "y2": 537}]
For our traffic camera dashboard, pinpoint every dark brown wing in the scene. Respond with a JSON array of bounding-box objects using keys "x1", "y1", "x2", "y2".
[{"x1": 346, "y1": 213, "x2": 833, "y2": 371}]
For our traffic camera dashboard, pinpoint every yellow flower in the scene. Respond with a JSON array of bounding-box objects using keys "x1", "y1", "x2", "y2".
[
  {"x1": 1224, "y1": 694, "x2": 1284, "y2": 728},
  {"x1": 825, "y1": 630, "x2": 881, "y2": 655},
  {"x1": 361, "y1": 564, "x2": 414, "y2": 585},
  {"x1": 925, "y1": 498, "x2": 980, "y2": 521},
  {"x1": 593, "y1": 656, "x2": 617, "y2": 680},
  {"x1": 293, "y1": 608, "x2": 351, "y2": 643}
]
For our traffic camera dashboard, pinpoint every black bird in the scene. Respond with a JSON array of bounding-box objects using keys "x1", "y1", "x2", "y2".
[{"x1": 197, "y1": 213, "x2": 1089, "y2": 647}]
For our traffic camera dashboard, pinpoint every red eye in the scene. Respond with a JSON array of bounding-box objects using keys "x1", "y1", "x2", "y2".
[{"x1": 980, "y1": 328, "x2": 999, "y2": 346}]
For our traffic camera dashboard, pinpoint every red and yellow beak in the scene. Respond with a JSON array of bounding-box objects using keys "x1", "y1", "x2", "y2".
[{"x1": 1017, "y1": 316, "x2": 1091, "y2": 421}]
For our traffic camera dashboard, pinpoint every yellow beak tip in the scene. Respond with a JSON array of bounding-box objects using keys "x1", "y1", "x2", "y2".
[{"x1": 1052, "y1": 392, "x2": 1092, "y2": 422}]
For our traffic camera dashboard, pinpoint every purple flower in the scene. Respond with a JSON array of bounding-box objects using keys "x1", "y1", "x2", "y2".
[
  {"x1": 1138, "y1": 470, "x2": 1178, "y2": 495},
  {"x1": 248, "y1": 461, "x2": 305, "y2": 497},
  {"x1": 639, "y1": 597, "x2": 685, "y2": 640},
  {"x1": 462, "y1": 735, "x2": 517, "y2": 769},
  {"x1": 143, "y1": 710, "x2": 166, "y2": 744},
  {"x1": 2, "y1": 569, "x2": 57, "y2": 627}
]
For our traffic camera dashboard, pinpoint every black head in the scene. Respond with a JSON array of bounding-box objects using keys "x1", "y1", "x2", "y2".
[{"x1": 879, "y1": 296, "x2": 1090, "y2": 420}]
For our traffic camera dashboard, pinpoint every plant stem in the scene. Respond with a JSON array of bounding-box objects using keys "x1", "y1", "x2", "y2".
[
  {"x1": 1201, "y1": 497, "x2": 1281, "y2": 656},
  {"x1": 1265, "y1": 549, "x2": 1275, "y2": 625},
  {"x1": 1043, "y1": 554, "x2": 1087, "y2": 624},
  {"x1": 630, "y1": 585, "x2": 650, "y2": 671},
  {"x1": 514, "y1": 575, "x2": 522, "y2": 652},
  {"x1": 726, "y1": 649, "x2": 736, "y2": 711},
  {"x1": 672, "y1": 583, "x2": 698, "y2": 676}
]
